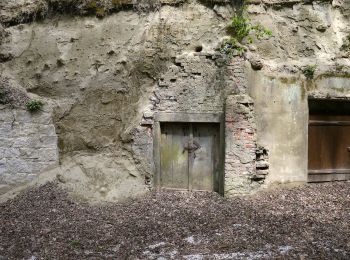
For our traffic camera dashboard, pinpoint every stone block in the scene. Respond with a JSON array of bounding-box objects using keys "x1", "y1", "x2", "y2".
[
  {"x1": 256, "y1": 170, "x2": 269, "y2": 176},
  {"x1": 14, "y1": 110, "x2": 52, "y2": 124},
  {"x1": 6, "y1": 159, "x2": 32, "y2": 173},
  {"x1": 0, "y1": 123, "x2": 14, "y2": 137},
  {"x1": 256, "y1": 161, "x2": 269, "y2": 169},
  {"x1": 0, "y1": 148, "x2": 20, "y2": 158},
  {"x1": 0, "y1": 138, "x2": 14, "y2": 148}
]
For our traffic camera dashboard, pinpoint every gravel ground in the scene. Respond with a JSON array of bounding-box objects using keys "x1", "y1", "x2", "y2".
[{"x1": 0, "y1": 182, "x2": 349, "y2": 259}]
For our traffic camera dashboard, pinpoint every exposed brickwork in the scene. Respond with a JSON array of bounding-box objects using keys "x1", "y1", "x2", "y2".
[
  {"x1": 254, "y1": 146, "x2": 269, "y2": 181},
  {"x1": 138, "y1": 55, "x2": 269, "y2": 195},
  {"x1": 225, "y1": 57, "x2": 248, "y2": 95},
  {"x1": 144, "y1": 52, "x2": 230, "y2": 119},
  {"x1": 225, "y1": 94, "x2": 259, "y2": 195},
  {"x1": 224, "y1": 58, "x2": 269, "y2": 196}
]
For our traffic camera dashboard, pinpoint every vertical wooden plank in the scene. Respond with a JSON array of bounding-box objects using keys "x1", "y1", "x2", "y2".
[
  {"x1": 171, "y1": 124, "x2": 190, "y2": 189},
  {"x1": 191, "y1": 123, "x2": 219, "y2": 191},
  {"x1": 308, "y1": 113, "x2": 350, "y2": 182},
  {"x1": 188, "y1": 123, "x2": 194, "y2": 191},
  {"x1": 160, "y1": 123, "x2": 189, "y2": 189},
  {"x1": 309, "y1": 124, "x2": 350, "y2": 171}
]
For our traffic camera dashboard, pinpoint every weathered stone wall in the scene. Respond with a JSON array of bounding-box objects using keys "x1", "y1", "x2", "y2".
[
  {"x1": 151, "y1": 53, "x2": 227, "y2": 113},
  {"x1": 136, "y1": 52, "x2": 234, "y2": 187},
  {"x1": 0, "y1": 0, "x2": 350, "y2": 201},
  {"x1": 0, "y1": 107, "x2": 58, "y2": 194},
  {"x1": 138, "y1": 52, "x2": 267, "y2": 195},
  {"x1": 140, "y1": 52, "x2": 228, "y2": 128},
  {"x1": 0, "y1": 1, "x2": 242, "y2": 200}
]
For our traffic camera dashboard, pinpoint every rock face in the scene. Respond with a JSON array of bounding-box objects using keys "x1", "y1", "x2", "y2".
[
  {"x1": 0, "y1": 0, "x2": 349, "y2": 201},
  {"x1": 0, "y1": 0, "x2": 235, "y2": 201}
]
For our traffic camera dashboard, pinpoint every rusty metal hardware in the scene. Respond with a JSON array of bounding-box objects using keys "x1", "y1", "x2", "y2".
[{"x1": 183, "y1": 140, "x2": 201, "y2": 153}]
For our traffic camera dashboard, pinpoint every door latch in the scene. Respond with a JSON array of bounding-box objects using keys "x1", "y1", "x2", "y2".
[{"x1": 183, "y1": 140, "x2": 201, "y2": 153}]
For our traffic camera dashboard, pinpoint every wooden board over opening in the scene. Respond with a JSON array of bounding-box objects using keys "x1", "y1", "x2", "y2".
[
  {"x1": 308, "y1": 99, "x2": 350, "y2": 182},
  {"x1": 160, "y1": 122, "x2": 221, "y2": 192}
]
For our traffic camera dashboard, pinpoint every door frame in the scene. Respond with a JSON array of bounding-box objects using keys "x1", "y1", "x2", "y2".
[{"x1": 153, "y1": 112, "x2": 225, "y2": 195}]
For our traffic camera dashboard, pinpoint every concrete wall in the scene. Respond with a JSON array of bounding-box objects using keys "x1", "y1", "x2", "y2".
[{"x1": 247, "y1": 70, "x2": 309, "y2": 184}]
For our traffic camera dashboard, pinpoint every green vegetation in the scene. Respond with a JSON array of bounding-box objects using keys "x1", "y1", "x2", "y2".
[
  {"x1": 226, "y1": 16, "x2": 251, "y2": 43},
  {"x1": 302, "y1": 65, "x2": 317, "y2": 80},
  {"x1": 220, "y1": 14, "x2": 272, "y2": 57},
  {"x1": 112, "y1": 0, "x2": 131, "y2": 6},
  {"x1": 87, "y1": 0, "x2": 106, "y2": 17},
  {"x1": 318, "y1": 72, "x2": 350, "y2": 79},
  {"x1": 26, "y1": 100, "x2": 43, "y2": 112},
  {"x1": 220, "y1": 37, "x2": 245, "y2": 57},
  {"x1": 69, "y1": 240, "x2": 82, "y2": 248},
  {"x1": 226, "y1": 16, "x2": 272, "y2": 43}
]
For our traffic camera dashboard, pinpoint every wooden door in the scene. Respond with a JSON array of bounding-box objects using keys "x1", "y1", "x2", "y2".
[
  {"x1": 160, "y1": 123, "x2": 220, "y2": 191},
  {"x1": 308, "y1": 114, "x2": 350, "y2": 182}
]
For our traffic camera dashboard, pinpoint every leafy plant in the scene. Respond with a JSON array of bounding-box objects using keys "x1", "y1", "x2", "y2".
[
  {"x1": 226, "y1": 16, "x2": 251, "y2": 43},
  {"x1": 252, "y1": 24, "x2": 272, "y2": 40},
  {"x1": 26, "y1": 99, "x2": 43, "y2": 112},
  {"x1": 303, "y1": 65, "x2": 317, "y2": 80},
  {"x1": 69, "y1": 240, "x2": 82, "y2": 248},
  {"x1": 220, "y1": 14, "x2": 272, "y2": 57},
  {"x1": 220, "y1": 38, "x2": 245, "y2": 57},
  {"x1": 227, "y1": 15, "x2": 272, "y2": 44}
]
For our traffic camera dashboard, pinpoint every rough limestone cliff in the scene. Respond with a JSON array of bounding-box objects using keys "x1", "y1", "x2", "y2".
[{"x1": 0, "y1": 0, "x2": 349, "y2": 202}]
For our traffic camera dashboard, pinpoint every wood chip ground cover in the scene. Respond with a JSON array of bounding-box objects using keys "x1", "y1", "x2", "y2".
[{"x1": 0, "y1": 182, "x2": 349, "y2": 259}]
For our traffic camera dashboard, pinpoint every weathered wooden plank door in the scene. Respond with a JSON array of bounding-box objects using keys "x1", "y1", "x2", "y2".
[
  {"x1": 191, "y1": 123, "x2": 220, "y2": 191},
  {"x1": 160, "y1": 123, "x2": 189, "y2": 189},
  {"x1": 308, "y1": 114, "x2": 350, "y2": 182},
  {"x1": 160, "y1": 122, "x2": 220, "y2": 191}
]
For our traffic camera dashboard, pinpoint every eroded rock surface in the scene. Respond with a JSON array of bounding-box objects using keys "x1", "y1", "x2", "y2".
[{"x1": 0, "y1": 1, "x2": 233, "y2": 201}]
